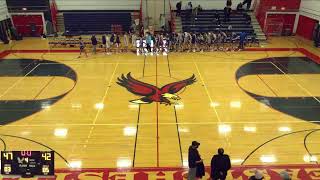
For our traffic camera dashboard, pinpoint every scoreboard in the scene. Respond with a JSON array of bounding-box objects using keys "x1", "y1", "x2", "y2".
[{"x1": 1, "y1": 151, "x2": 54, "y2": 177}]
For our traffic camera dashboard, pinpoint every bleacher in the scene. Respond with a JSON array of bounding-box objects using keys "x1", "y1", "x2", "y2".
[
  {"x1": 180, "y1": 10, "x2": 254, "y2": 34},
  {"x1": 63, "y1": 12, "x2": 132, "y2": 36}
]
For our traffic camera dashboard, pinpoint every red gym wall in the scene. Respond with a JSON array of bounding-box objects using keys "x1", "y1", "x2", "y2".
[
  {"x1": 11, "y1": 15, "x2": 44, "y2": 37},
  {"x1": 256, "y1": 0, "x2": 301, "y2": 29},
  {"x1": 296, "y1": 15, "x2": 319, "y2": 40}
]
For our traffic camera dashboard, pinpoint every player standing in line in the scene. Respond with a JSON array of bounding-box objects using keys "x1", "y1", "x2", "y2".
[
  {"x1": 105, "y1": 34, "x2": 111, "y2": 55},
  {"x1": 78, "y1": 37, "x2": 87, "y2": 58},
  {"x1": 102, "y1": 34, "x2": 107, "y2": 54},
  {"x1": 191, "y1": 32, "x2": 197, "y2": 52},
  {"x1": 123, "y1": 32, "x2": 129, "y2": 52},
  {"x1": 115, "y1": 34, "x2": 121, "y2": 53}
]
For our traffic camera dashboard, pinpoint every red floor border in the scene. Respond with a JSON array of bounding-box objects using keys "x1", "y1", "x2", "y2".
[{"x1": 24, "y1": 164, "x2": 320, "y2": 180}]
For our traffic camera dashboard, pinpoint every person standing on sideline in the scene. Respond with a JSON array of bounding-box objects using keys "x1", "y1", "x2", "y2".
[
  {"x1": 78, "y1": 37, "x2": 87, "y2": 58},
  {"x1": 210, "y1": 148, "x2": 231, "y2": 180},
  {"x1": 239, "y1": 31, "x2": 247, "y2": 50},
  {"x1": 188, "y1": 141, "x2": 203, "y2": 180},
  {"x1": 123, "y1": 32, "x2": 129, "y2": 52},
  {"x1": 105, "y1": 34, "x2": 111, "y2": 55},
  {"x1": 91, "y1": 35, "x2": 98, "y2": 54},
  {"x1": 176, "y1": 1, "x2": 182, "y2": 16},
  {"x1": 115, "y1": 34, "x2": 121, "y2": 53},
  {"x1": 102, "y1": 34, "x2": 107, "y2": 54}
]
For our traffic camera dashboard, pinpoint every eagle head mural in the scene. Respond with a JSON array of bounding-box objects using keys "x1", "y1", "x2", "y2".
[{"x1": 117, "y1": 73, "x2": 196, "y2": 105}]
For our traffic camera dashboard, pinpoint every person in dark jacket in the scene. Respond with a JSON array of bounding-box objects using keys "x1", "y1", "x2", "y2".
[
  {"x1": 102, "y1": 35, "x2": 107, "y2": 53},
  {"x1": 91, "y1": 35, "x2": 98, "y2": 54},
  {"x1": 196, "y1": 160, "x2": 205, "y2": 179},
  {"x1": 237, "y1": 2, "x2": 244, "y2": 11},
  {"x1": 226, "y1": 0, "x2": 232, "y2": 8},
  {"x1": 211, "y1": 148, "x2": 231, "y2": 180},
  {"x1": 176, "y1": 1, "x2": 182, "y2": 16},
  {"x1": 188, "y1": 141, "x2": 203, "y2": 180},
  {"x1": 242, "y1": 0, "x2": 252, "y2": 10},
  {"x1": 224, "y1": 7, "x2": 231, "y2": 22}
]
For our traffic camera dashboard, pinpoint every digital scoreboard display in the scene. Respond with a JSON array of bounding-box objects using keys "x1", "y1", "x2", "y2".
[{"x1": 1, "y1": 151, "x2": 54, "y2": 177}]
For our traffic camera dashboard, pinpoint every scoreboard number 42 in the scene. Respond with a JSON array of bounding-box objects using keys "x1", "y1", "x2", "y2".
[
  {"x1": 42, "y1": 152, "x2": 51, "y2": 161},
  {"x1": 1, "y1": 151, "x2": 54, "y2": 177}
]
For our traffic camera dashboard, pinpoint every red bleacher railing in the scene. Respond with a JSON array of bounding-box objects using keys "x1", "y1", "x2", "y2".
[{"x1": 169, "y1": 0, "x2": 176, "y2": 32}]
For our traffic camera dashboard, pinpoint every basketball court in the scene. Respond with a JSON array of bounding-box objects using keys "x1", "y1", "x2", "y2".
[{"x1": 0, "y1": 37, "x2": 319, "y2": 179}]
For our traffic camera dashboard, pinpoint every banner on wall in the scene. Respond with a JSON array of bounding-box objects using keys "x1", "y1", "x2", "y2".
[{"x1": 50, "y1": 0, "x2": 58, "y2": 32}]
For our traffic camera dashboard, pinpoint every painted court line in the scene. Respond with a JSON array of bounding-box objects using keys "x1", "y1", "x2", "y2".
[
  {"x1": 0, "y1": 63, "x2": 40, "y2": 99},
  {"x1": 2, "y1": 120, "x2": 320, "y2": 127},
  {"x1": 193, "y1": 58, "x2": 222, "y2": 123},
  {"x1": 270, "y1": 61, "x2": 320, "y2": 104},
  {"x1": 85, "y1": 62, "x2": 119, "y2": 142}
]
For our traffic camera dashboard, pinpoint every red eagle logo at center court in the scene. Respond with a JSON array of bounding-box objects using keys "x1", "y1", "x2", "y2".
[{"x1": 117, "y1": 73, "x2": 196, "y2": 105}]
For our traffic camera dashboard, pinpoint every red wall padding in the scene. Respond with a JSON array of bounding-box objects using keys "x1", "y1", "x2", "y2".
[
  {"x1": 12, "y1": 15, "x2": 43, "y2": 37},
  {"x1": 256, "y1": 0, "x2": 301, "y2": 29},
  {"x1": 296, "y1": 15, "x2": 319, "y2": 40}
]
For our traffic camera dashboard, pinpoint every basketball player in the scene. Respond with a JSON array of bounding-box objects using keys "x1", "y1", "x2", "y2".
[{"x1": 78, "y1": 37, "x2": 87, "y2": 58}]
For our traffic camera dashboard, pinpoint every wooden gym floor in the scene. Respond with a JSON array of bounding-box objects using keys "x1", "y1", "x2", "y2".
[{"x1": 0, "y1": 37, "x2": 320, "y2": 179}]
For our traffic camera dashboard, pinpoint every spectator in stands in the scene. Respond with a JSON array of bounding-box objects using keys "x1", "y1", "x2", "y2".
[
  {"x1": 224, "y1": 6, "x2": 231, "y2": 22},
  {"x1": 186, "y1": 2, "x2": 193, "y2": 19},
  {"x1": 237, "y1": 2, "x2": 244, "y2": 11},
  {"x1": 210, "y1": 148, "x2": 231, "y2": 180},
  {"x1": 245, "y1": 14, "x2": 252, "y2": 24},
  {"x1": 186, "y1": 2, "x2": 193, "y2": 10},
  {"x1": 176, "y1": 1, "x2": 182, "y2": 16},
  {"x1": 242, "y1": 0, "x2": 252, "y2": 10},
  {"x1": 280, "y1": 171, "x2": 291, "y2": 180},
  {"x1": 123, "y1": 32, "x2": 129, "y2": 52},
  {"x1": 249, "y1": 170, "x2": 264, "y2": 180},
  {"x1": 226, "y1": 0, "x2": 232, "y2": 8},
  {"x1": 91, "y1": 35, "x2": 98, "y2": 54},
  {"x1": 188, "y1": 141, "x2": 203, "y2": 180},
  {"x1": 213, "y1": 13, "x2": 221, "y2": 25},
  {"x1": 227, "y1": 25, "x2": 233, "y2": 37},
  {"x1": 78, "y1": 37, "x2": 87, "y2": 58}
]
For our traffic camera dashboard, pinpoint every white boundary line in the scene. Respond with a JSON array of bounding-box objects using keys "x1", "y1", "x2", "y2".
[
  {"x1": 85, "y1": 62, "x2": 119, "y2": 142},
  {"x1": 0, "y1": 64, "x2": 40, "y2": 99},
  {"x1": 270, "y1": 62, "x2": 320, "y2": 104}
]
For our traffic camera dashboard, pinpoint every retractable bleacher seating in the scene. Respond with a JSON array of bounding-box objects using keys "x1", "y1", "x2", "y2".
[
  {"x1": 180, "y1": 10, "x2": 254, "y2": 34},
  {"x1": 63, "y1": 12, "x2": 132, "y2": 36}
]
